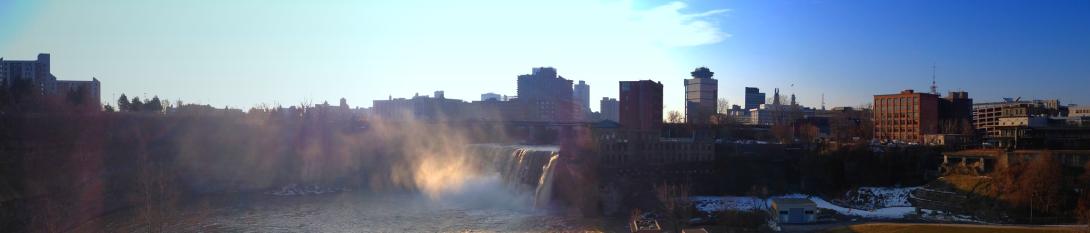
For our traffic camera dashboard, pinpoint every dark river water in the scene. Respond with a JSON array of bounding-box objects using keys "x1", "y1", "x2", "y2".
[{"x1": 80, "y1": 181, "x2": 623, "y2": 232}]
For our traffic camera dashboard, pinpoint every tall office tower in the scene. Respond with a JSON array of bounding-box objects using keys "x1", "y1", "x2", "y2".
[
  {"x1": 573, "y1": 80, "x2": 591, "y2": 114},
  {"x1": 516, "y1": 67, "x2": 574, "y2": 122},
  {"x1": 684, "y1": 67, "x2": 717, "y2": 124},
  {"x1": 600, "y1": 97, "x2": 620, "y2": 122},
  {"x1": 744, "y1": 87, "x2": 765, "y2": 110}
]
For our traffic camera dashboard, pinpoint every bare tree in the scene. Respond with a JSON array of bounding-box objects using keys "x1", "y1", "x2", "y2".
[
  {"x1": 939, "y1": 118, "x2": 974, "y2": 135},
  {"x1": 797, "y1": 123, "x2": 821, "y2": 144},
  {"x1": 771, "y1": 123, "x2": 795, "y2": 144},
  {"x1": 717, "y1": 98, "x2": 730, "y2": 114},
  {"x1": 133, "y1": 153, "x2": 185, "y2": 233},
  {"x1": 654, "y1": 182, "x2": 692, "y2": 233},
  {"x1": 995, "y1": 153, "x2": 1064, "y2": 221},
  {"x1": 1022, "y1": 154, "x2": 1063, "y2": 219},
  {"x1": 1076, "y1": 161, "x2": 1090, "y2": 226},
  {"x1": 666, "y1": 110, "x2": 684, "y2": 123}
]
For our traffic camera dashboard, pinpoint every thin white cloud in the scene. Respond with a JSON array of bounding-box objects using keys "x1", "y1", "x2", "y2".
[{"x1": 627, "y1": 1, "x2": 731, "y2": 47}]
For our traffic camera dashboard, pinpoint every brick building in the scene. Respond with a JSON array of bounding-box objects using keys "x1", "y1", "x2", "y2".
[
  {"x1": 874, "y1": 90, "x2": 940, "y2": 143},
  {"x1": 620, "y1": 80, "x2": 663, "y2": 134}
]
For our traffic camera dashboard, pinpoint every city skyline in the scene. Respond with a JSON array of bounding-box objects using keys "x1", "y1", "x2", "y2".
[{"x1": 2, "y1": 0, "x2": 1088, "y2": 111}]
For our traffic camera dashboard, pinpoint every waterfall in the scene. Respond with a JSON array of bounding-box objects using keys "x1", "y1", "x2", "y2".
[
  {"x1": 533, "y1": 154, "x2": 559, "y2": 208},
  {"x1": 469, "y1": 144, "x2": 560, "y2": 208}
]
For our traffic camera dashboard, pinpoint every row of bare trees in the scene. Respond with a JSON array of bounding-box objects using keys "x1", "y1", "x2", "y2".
[
  {"x1": 993, "y1": 154, "x2": 1090, "y2": 223},
  {"x1": 1078, "y1": 162, "x2": 1090, "y2": 226}
]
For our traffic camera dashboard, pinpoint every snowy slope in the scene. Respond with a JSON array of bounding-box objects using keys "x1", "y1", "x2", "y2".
[
  {"x1": 691, "y1": 193, "x2": 916, "y2": 219},
  {"x1": 841, "y1": 187, "x2": 918, "y2": 209}
]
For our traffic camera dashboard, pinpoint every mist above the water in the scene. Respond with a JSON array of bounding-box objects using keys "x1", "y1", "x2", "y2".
[{"x1": 366, "y1": 111, "x2": 509, "y2": 200}]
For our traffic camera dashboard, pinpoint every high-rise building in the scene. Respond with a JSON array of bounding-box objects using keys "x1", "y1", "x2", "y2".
[
  {"x1": 1, "y1": 53, "x2": 101, "y2": 109},
  {"x1": 684, "y1": 67, "x2": 717, "y2": 124},
  {"x1": 1, "y1": 53, "x2": 53, "y2": 95},
  {"x1": 599, "y1": 97, "x2": 619, "y2": 122},
  {"x1": 874, "y1": 90, "x2": 940, "y2": 143},
  {"x1": 744, "y1": 87, "x2": 765, "y2": 110},
  {"x1": 516, "y1": 67, "x2": 574, "y2": 122},
  {"x1": 620, "y1": 80, "x2": 663, "y2": 133},
  {"x1": 573, "y1": 80, "x2": 591, "y2": 114}
]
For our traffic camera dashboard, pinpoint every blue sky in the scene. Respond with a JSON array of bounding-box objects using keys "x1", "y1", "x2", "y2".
[{"x1": 2, "y1": 0, "x2": 1088, "y2": 112}]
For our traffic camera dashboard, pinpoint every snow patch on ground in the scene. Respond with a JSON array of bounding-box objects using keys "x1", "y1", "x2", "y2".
[
  {"x1": 692, "y1": 196, "x2": 765, "y2": 213},
  {"x1": 840, "y1": 186, "x2": 918, "y2": 210},
  {"x1": 810, "y1": 196, "x2": 916, "y2": 219},
  {"x1": 692, "y1": 192, "x2": 916, "y2": 219}
]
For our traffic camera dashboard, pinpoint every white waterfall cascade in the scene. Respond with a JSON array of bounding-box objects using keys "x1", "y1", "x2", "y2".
[{"x1": 469, "y1": 144, "x2": 560, "y2": 208}]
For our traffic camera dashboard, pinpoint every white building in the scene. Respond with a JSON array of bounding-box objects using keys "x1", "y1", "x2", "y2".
[
  {"x1": 770, "y1": 198, "x2": 818, "y2": 224},
  {"x1": 481, "y1": 92, "x2": 502, "y2": 101},
  {"x1": 1071, "y1": 105, "x2": 1090, "y2": 117},
  {"x1": 748, "y1": 104, "x2": 817, "y2": 126}
]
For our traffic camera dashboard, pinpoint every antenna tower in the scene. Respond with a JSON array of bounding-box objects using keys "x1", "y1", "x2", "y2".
[{"x1": 930, "y1": 64, "x2": 938, "y2": 95}]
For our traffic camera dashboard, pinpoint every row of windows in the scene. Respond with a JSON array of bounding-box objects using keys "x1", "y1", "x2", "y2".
[
  {"x1": 877, "y1": 119, "x2": 919, "y2": 125},
  {"x1": 877, "y1": 128, "x2": 918, "y2": 133},
  {"x1": 877, "y1": 96, "x2": 920, "y2": 105},
  {"x1": 876, "y1": 105, "x2": 919, "y2": 112},
  {"x1": 876, "y1": 134, "x2": 921, "y2": 140},
  {"x1": 876, "y1": 116, "x2": 920, "y2": 121},
  {"x1": 601, "y1": 153, "x2": 714, "y2": 164},
  {"x1": 599, "y1": 143, "x2": 714, "y2": 151}
]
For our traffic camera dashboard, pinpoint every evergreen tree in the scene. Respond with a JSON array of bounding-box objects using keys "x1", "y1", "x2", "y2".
[
  {"x1": 131, "y1": 97, "x2": 144, "y2": 112},
  {"x1": 118, "y1": 94, "x2": 131, "y2": 112},
  {"x1": 148, "y1": 96, "x2": 164, "y2": 112}
]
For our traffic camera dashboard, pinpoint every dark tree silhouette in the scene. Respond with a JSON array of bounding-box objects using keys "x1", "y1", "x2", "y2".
[
  {"x1": 654, "y1": 182, "x2": 692, "y2": 233},
  {"x1": 1076, "y1": 161, "x2": 1090, "y2": 225},
  {"x1": 118, "y1": 94, "x2": 131, "y2": 112},
  {"x1": 131, "y1": 97, "x2": 144, "y2": 112},
  {"x1": 147, "y1": 96, "x2": 164, "y2": 112}
]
